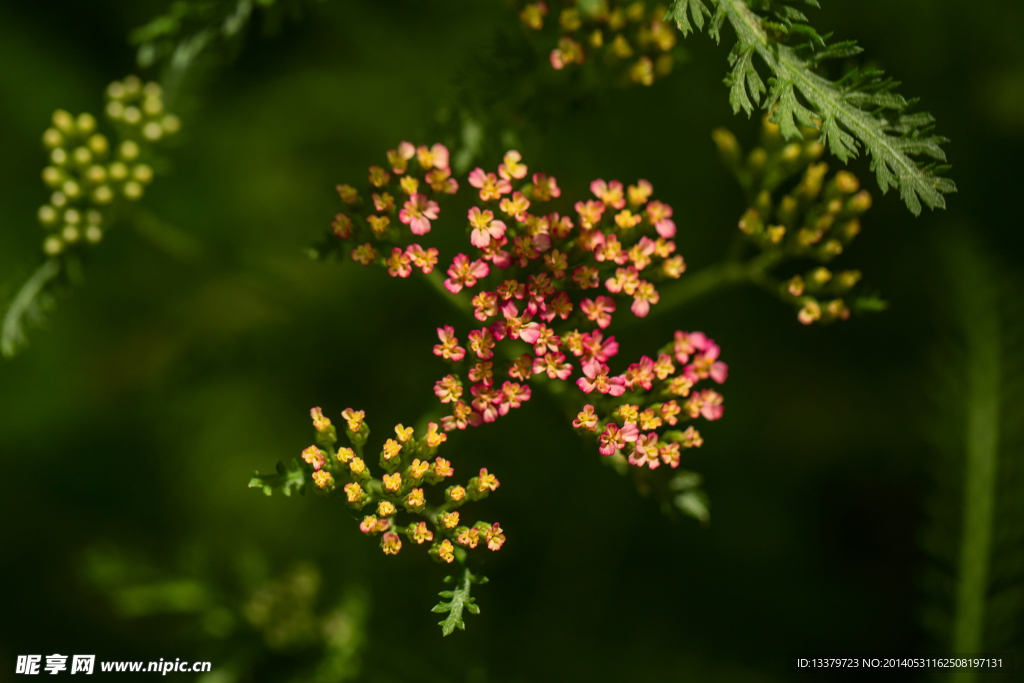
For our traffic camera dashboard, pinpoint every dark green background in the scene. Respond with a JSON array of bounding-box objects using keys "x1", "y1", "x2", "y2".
[{"x1": 1, "y1": 1, "x2": 1021, "y2": 680}]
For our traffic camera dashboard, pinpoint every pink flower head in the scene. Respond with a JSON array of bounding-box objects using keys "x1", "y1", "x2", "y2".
[
  {"x1": 646, "y1": 200, "x2": 676, "y2": 238},
  {"x1": 472, "y1": 290, "x2": 499, "y2": 321},
  {"x1": 699, "y1": 389, "x2": 724, "y2": 420},
  {"x1": 580, "y1": 330, "x2": 619, "y2": 363},
  {"x1": 598, "y1": 423, "x2": 626, "y2": 456},
  {"x1": 433, "y1": 325, "x2": 466, "y2": 362},
  {"x1": 576, "y1": 360, "x2": 626, "y2": 396},
  {"x1": 628, "y1": 180, "x2": 654, "y2": 206},
  {"x1": 532, "y1": 173, "x2": 561, "y2": 201},
  {"x1": 406, "y1": 244, "x2": 439, "y2": 274},
  {"x1": 499, "y1": 381, "x2": 531, "y2": 414},
  {"x1": 399, "y1": 193, "x2": 440, "y2": 235},
  {"x1": 499, "y1": 191, "x2": 531, "y2": 222},
  {"x1": 628, "y1": 236, "x2": 658, "y2": 271},
  {"x1": 416, "y1": 143, "x2": 450, "y2": 170},
  {"x1": 470, "y1": 382, "x2": 502, "y2": 423},
  {"x1": 468, "y1": 168, "x2": 512, "y2": 202},
  {"x1": 591, "y1": 179, "x2": 626, "y2": 209},
  {"x1": 630, "y1": 281, "x2": 660, "y2": 318},
  {"x1": 498, "y1": 150, "x2": 528, "y2": 180},
  {"x1": 468, "y1": 206, "x2": 508, "y2": 248},
  {"x1": 580, "y1": 296, "x2": 616, "y2": 329},
  {"x1": 509, "y1": 353, "x2": 534, "y2": 380},
  {"x1": 573, "y1": 405, "x2": 599, "y2": 431},
  {"x1": 434, "y1": 374, "x2": 463, "y2": 403},
  {"x1": 444, "y1": 253, "x2": 490, "y2": 293},
  {"x1": 605, "y1": 265, "x2": 641, "y2": 295},
  {"x1": 628, "y1": 432, "x2": 661, "y2": 469},
  {"x1": 386, "y1": 247, "x2": 412, "y2": 278},
  {"x1": 574, "y1": 199, "x2": 606, "y2": 229},
  {"x1": 527, "y1": 273, "x2": 556, "y2": 302},
  {"x1": 533, "y1": 351, "x2": 573, "y2": 380},
  {"x1": 547, "y1": 292, "x2": 573, "y2": 321},
  {"x1": 624, "y1": 355, "x2": 656, "y2": 391},
  {"x1": 521, "y1": 322, "x2": 560, "y2": 356},
  {"x1": 468, "y1": 327, "x2": 496, "y2": 359},
  {"x1": 595, "y1": 234, "x2": 629, "y2": 265}
]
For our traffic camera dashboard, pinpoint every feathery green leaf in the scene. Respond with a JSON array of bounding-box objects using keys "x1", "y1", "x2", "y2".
[{"x1": 431, "y1": 567, "x2": 487, "y2": 636}]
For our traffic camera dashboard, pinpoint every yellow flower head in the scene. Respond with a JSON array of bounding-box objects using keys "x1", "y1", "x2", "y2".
[
  {"x1": 349, "y1": 457, "x2": 366, "y2": 477},
  {"x1": 301, "y1": 446, "x2": 325, "y2": 470},
  {"x1": 433, "y1": 457, "x2": 454, "y2": 478},
  {"x1": 410, "y1": 521, "x2": 433, "y2": 544},
  {"x1": 344, "y1": 482, "x2": 364, "y2": 504},
  {"x1": 381, "y1": 531, "x2": 402, "y2": 555},
  {"x1": 405, "y1": 487, "x2": 425, "y2": 510},
  {"x1": 341, "y1": 408, "x2": 365, "y2": 432},
  {"x1": 627, "y1": 180, "x2": 653, "y2": 206},
  {"x1": 436, "y1": 539, "x2": 455, "y2": 563},
  {"x1": 368, "y1": 165, "x2": 390, "y2": 188},
  {"x1": 310, "y1": 406, "x2": 332, "y2": 432},
  {"x1": 383, "y1": 472, "x2": 402, "y2": 493},
  {"x1": 476, "y1": 468, "x2": 500, "y2": 492},
  {"x1": 382, "y1": 438, "x2": 402, "y2": 462},
  {"x1": 336, "y1": 447, "x2": 355, "y2": 464},
  {"x1": 377, "y1": 500, "x2": 397, "y2": 517},
  {"x1": 399, "y1": 176, "x2": 419, "y2": 196},
  {"x1": 425, "y1": 422, "x2": 447, "y2": 448},
  {"x1": 394, "y1": 424, "x2": 414, "y2": 443},
  {"x1": 312, "y1": 470, "x2": 333, "y2": 490},
  {"x1": 446, "y1": 485, "x2": 466, "y2": 502},
  {"x1": 336, "y1": 184, "x2": 359, "y2": 205},
  {"x1": 408, "y1": 458, "x2": 431, "y2": 480},
  {"x1": 368, "y1": 214, "x2": 391, "y2": 236},
  {"x1": 442, "y1": 511, "x2": 460, "y2": 529},
  {"x1": 618, "y1": 404, "x2": 640, "y2": 424},
  {"x1": 456, "y1": 527, "x2": 480, "y2": 548}
]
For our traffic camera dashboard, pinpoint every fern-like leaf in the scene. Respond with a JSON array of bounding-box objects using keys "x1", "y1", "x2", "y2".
[
  {"x1": 666, "y1": 0, "x2": 955, "y2": 215},
  {"x1": 1, "y1": 260, "x2": 61, "y2": 359},
  {"x1": 431, "y1": 567, "x2": 487, "y2": 636},
  {"x1": 248, "y1": 458, "x2": 307, "y2": 497}
]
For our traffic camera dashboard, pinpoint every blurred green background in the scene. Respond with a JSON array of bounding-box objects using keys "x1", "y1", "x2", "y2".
[{"x1": 1, "y1": 1, "x2": 1022, "y2": 681}]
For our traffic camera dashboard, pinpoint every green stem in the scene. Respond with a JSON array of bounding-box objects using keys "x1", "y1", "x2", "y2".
[
  {"x1": 648, "y1": 250, "x2": 783, "y2": 321},
  {"x1": 424, "y1": 270, "x2": 474, "y2": 318},
  {"x1": 949, "y1": 243, "x2": 1002, "y2": 681}
]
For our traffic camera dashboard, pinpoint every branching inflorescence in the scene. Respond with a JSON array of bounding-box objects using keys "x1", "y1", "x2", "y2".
[
  {"x1": 1, "y1": 76, "x2": 180, "y2": 358},
  {"x1": 253, "y1": 143, "x2": 732, "y2": 633},
  {"x1": 518, "y1": 1, "x2": 682, "y2": 86}
]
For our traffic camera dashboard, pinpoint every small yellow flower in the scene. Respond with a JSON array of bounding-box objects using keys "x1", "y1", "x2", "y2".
[
  {"x1": 405, "y1": 487, "x2": 425, "y2": 510},
  {"x1": 344, "y1": 482, "x2": 364, "y2": 504},
  {"x1": 349, "y1": 457, "x2": 367, "y2": 477},
  {"x1": 425, "y1": 421, "x2": 447, "y2": 448},
  {"x1": 382, "y1": 438, "x2": 402, "y2": 463},
  {"x1": 667, "y1": 376, "x2": 694, "y2": 397},
  {"x1": 368, "y1": 214, "x2": 391, "y2": 236},
  {"x1": 433, "y1": 457, "x2": 454, "y2": 478},
  {"x1": 446, "y1": 485, "x2": 466, "y2": 502},
  {"x1": 639, "y1": 409, "x2": 663, "y2": 431},
  {"x1": 476, "y1": 468, "x2": 500, "y2": 492},
  {"x1": 383, "y1": 472, "x2": 402, "y2": 493},
  {"x1": 618, "y1": 404, "x2": 639, "y2": 424},
  {"x1": 436, "y1": 539, "x2": 455, "y2": 563},
  {"x1": 341, "y1": 408, "x2": 365, "y2": 432},
  {"x1": 442, "y1": 511, "x2": 460, "y2": 529},
  {"x1": 368, "y1": 165, "x2": 390, "y2": 187},
  {"x1": 377, "y1": 500, "x2": 397, "y2": 517},
  {"x1": 615, "y1": 209, "x2": 643, "y2": 230},
  {"x1": 394, "y1": 424, "x2": 414, "y2": 443},
  {"x1": 381, "y1": 531, "x2": 402, "y2": 555},
  {"x1": 312, "y1": 470, "x2": 333, "y2": 490},
  {"x1": 399, "y1": 176, "x2": 419, "y2": 196},
  {"x1": 456, "y1": 527, "x2": 480, "y2": 548},
  {"x1": 301, "y1": 445, "x2": 325, "y2": 470},
  {"x1": 336, "y1": 184, "x2": 359, "y2": 205},
  {"x1": 310, "y1": 406, "x2": 332, "y2": 432},
  {"x1": 336, "y1": 447, "x2": 355, "y2": 463},
  {"x1": 408, "y1": 459, "x2": 430, "y2": 480},
  {"x1": 410, "y1": 521, "x2": 433, "y2": 544}
]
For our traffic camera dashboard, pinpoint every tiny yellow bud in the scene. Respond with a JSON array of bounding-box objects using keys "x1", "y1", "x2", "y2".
[
  {"x1": 119, "y1": 140, "x2": 140, "y2": 161},
  {"x1": 142, "y1": 122, "x2": 163, "y2": 141},
  {"x1": 61, "y1": 225, "x2": 80, "y2": 243},
  {"x1": 42, "y1": 128, "x2": 63, "y2": 148},
  {"x1": 76, "y1": 112, "x2": 96, "y2": 134},
  {"x1": 62, "y1": 180, "x2": 81, "y2": 198},
  {"x1": 132, "y1": 164, "x2": 154, "y2": 184},
  {"x1": 92, "y1": 186, "x2": 114, "y2": 204},
  {"x1": 108, "y1": 162, "x2": 128, "y2": 180},
  {"x1": 143, "y1": 81, "x2": 162, "y2": 98},
  {"x1": 73, "y1": 146, "x2": 92, "y2": 166},
  {"x1": 43, "y1": 236, "x2": 63, "y2": 255},
  {"x1": 86, "y1": 210, "x2": 102, "y2": 224},
  {"x1": 86, "y1": 165, "x2": 107, "y2": 184},
  {"x1": 50, "y1": 191, "x2": 67, "y2": 208},
  {"x1": 85, "y1": 225, "x2": 103, "y2": 243},
  {"x1": 88, "y1": 134, "x2": 109, "y2": 155},
  {"x1": 123, "y1": 181, "x2": 144, "y2": 200},
  {"x1": 122, "y1": 106, "x2": 142, "y2": 125},
  {"x1": 50, "y1": 148, "x2": 68, "y2": 166},
  {"x1": 38, "y1": 205, "x2": 58, "y2": 225},
  {"x1": 782, "y1": 143, "x2": 801, "y2": 161},
  {"x1": 107, "y1": 81, "x2": 125, "y2": 100},
  {"x1": 123, "y1": 75, "x2": 141, "y2": 95},
  {"x1": 42, "y1": 166, "x2": 62, "y2": 187},
  {"x1": 63, "y1": 208, "x2": 80, "y2": 225},
  {"x1": 106, "y1": 101, "x2": 124, "y2": 120},
  {"x1": 52, "y1": 109, "x2": 74, "y2": 133},
  {"x1": 162, "y1": 114, "x2": 181, "y2": 135},
  {"x1": 142, "y1": 96, "x2": 163, "y2": 116}
]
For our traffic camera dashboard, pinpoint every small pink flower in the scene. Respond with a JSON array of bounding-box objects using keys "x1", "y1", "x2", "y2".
[
  {"x1": 533, "y1": 351, "x2": 573, "y2": 380},
  {"x1": 434, "y1": 375, "x2": 463, "y2": 403},
  {"x1": 580, "y1": 296, "x2": 616, "y2": 329},
  {"x1": 468, "y1": 168, "x2": 512, "y2": 202},
  {"x1": 509, "y1": 353, "x2": 534, "y2": 380},
  {"x1": 472, "y1": 291, "x2": 499, "y2": 321},
  {"x1": 628, "y1": 236, "x2": 657, "y2": 271},
  {"x1": 405, "y1": 244, "x2": 439, "y2": 273},
  {"x1": 470, "y1": 383, "x2": 502, "y2": 423},
  {"x1": 574, "y1": 200, "x2": 606, "y2": 229},
  {"x1": 598, "y1": 423, "x2": 626, "y2": 455},
  {"x1": 444, "y1": 254, "x2": 490, "y2": 293},
  {"x1": 468, "y1": 206, "x2": 508, "y2": 248},
  {"x1": 386, "y1": 247, "x2": 412, "y2": 278},
  {"x1": 630, "y1": 281, "x2": 660, "y2": 318},
  {"x1": 628, "y1": 432, "x2": 661, "y2": 469},
  {"x1": 605, "y1": 265, "x2": 641, "y2": 295},
  {"x1": 646, "y1": 200, "x2": 676, "y2": 238},
  {"x1": 468, "y1": 327, "x2": 496, "y2": 360},
  {"x1": 433, "y1": 325, "x2": 466, "y2": 362},
  {"x1": 416, "y1": 143, "x2": 450, "y2": 170},
  {"x1": 576, "y1": 360, "x2": 626, "y2": 396},
  {"x1": 399, "y1": 193, "x2": 440, "y2": 235},
  {"x1": 590, "y1": 179, "x2": 626, "y2": 209},
  {"x1": 700, "y1": 389, "x2": 724, "y2": 420},
  {"x1": 532, "y1": 172, "x2": 561, "y2": 201},
  {"x1": 499, "y1": 381, "x2": 531, "y2": 414},
  {"x1": 580, "y1": 330, "x2": 619, "y2": 363},
  {"x1": 498, "y1": 150, "x2": 528, "y2": 180},
  {"x1": 624, "y1": 355, "x2": 656, "y2": 391},
  {"x1": 573, "y1": 404, "x2": 599, "y2": 431}
]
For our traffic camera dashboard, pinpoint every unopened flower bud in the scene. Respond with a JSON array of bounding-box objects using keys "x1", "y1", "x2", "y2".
[
  {"x1": 119, "y1": 140, "x2": 140, "y2": 161},
  {"x1": 798, "y1": 298, "x2": 822, "y2": 325},
  {"x1": 430, "y1": 539, "x2": 455, "y2": 563},
  {"x1": 846, "y1": 191, "x2": 872, "y2": 214},
  {"x1": 52, "y1": 109, "x2": 74, "y2": 133},
  {"x1": 43, "y1": 236, "x2": 64, "y2": 255},
  {"x1": 42, "y1": 128, "x2": 63, "y2": 148}
]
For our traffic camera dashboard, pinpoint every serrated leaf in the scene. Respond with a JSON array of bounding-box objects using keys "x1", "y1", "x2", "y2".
[
  {"x1": 672, "y1": 0, "x2": 955, "y2": 215},
  {"x1": 2, "y1": 259, "x2": 61, "y2": 359},
  {"x1": 248, "y1": 458, "x2": 306, "y2": 497},
  {"x1": 432, "y1": 567, "x2": 486, "y2": 636},
  {"x1": 666, "y1": 0, "x2": 712, "y2": 37}
]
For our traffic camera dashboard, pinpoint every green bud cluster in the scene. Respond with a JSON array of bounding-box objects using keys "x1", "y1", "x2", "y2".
[{"x1": 36, "y1": 75, "x2": 179, "y2": 257}]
